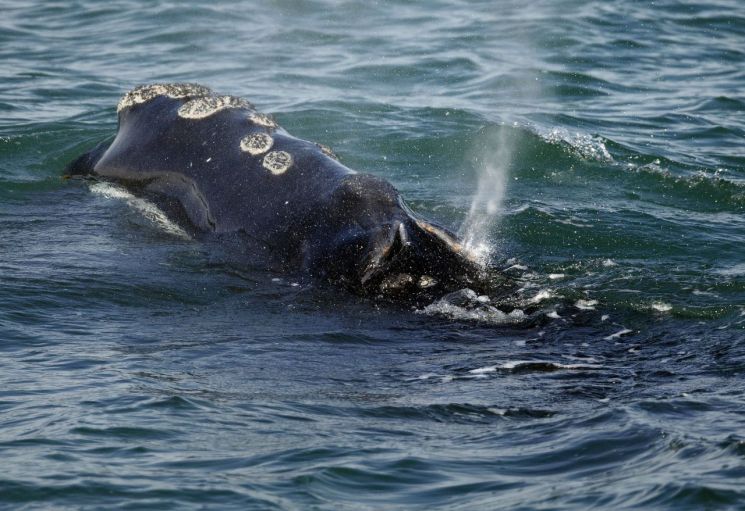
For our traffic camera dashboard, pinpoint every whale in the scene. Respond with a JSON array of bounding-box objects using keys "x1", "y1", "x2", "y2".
[{"x1": 66, "y1": 83, "x2": 496, "y2": 299}]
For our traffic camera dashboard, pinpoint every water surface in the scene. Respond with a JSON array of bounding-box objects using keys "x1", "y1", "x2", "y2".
[{"x1": 1, "y1": 1, "x2": 745, "y2": 509}]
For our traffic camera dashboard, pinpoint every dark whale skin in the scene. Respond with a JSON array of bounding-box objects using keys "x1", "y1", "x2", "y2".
[{"x1": 66, "y1": 84, "x2": 492, "y2": 298}]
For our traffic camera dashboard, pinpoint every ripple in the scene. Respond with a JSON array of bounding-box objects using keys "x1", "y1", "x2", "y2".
[
  {"x1": 69, "y1": 426, "x2": 176, "y2": 440},
  {"x1": 357, "y1": 403, "x2": 556, "y2": 423},
  {"x1": 0, "y1": 480, "x2": 272, "y2": 509},
  {"x1": 636, "y1": 483, "x2": 745, "y2": 509},
  {"x1": 2, "y1": 0, "x2": 745, "y2": 509}
]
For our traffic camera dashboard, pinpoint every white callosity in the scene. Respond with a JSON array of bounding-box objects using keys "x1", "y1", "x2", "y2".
[
  {"x1": 262, "y1": 150, "x2": 293, "y2": 175},
  {"x1": 316, "y1": 143, "x2": 338, "y2": 161},
  {"x1": 240, "y1": 133, "x2": 274, "y2": 156},
  {"x1": 117, "y1": 83, "x2": 212, "y2": 113},
  {"x1": 178, "y1": 95, "x2": 254, "y2": 119},
  {"x1": 248, "y1": 112, "x2": 278, "y2": 129},
  {"x1": 118, "y1": 84, "x2": 344, "y2": 181}
]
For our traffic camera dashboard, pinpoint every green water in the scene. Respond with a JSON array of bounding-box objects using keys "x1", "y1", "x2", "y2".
[{"x1": 1, "y1": 1, "x2": 744, "y2": 509}]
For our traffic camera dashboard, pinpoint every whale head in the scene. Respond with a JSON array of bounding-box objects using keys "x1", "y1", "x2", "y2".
[{"x1": 304, "y1": 174, "x2": 490, "y2": 299}]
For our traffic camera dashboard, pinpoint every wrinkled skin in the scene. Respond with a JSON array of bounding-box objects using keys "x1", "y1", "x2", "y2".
[{"x1": 66, "y1": 84, "x2": 500, "y2": 300}]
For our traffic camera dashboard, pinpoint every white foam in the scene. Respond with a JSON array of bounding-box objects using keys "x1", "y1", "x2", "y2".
[
  {"x1": 604, "y1": 328, "x2": 633, "y2": 341},
  {"x1": 563, "y1": 355, "x2": 600, "y2": 363},
  {"x1": 469, "y1": 366, "x2": 497, "y2": 374},
  {"x1": 692, "y1": 289, "x2": 719, "y2": 297},
  {"x1": 504, "y1": 264, "x2": 528, "y2": 271},
  {"x1": 500, "y1": 360, "x2": 527, "y2": 370},
  {"x1": 651, "y1": 302, "x2": 672, "y2": 312},
  {"x1": 462, "y1": 240, "x2": 492, "y2": 265},
  {"x1": 418, "y1": 299, "x2": 526, "y2": 325},
  {"x1": 89, "y1": 182, "x2": 191, "y2": 240},
  {"x1": 715, "y1": 263, "x2": 745, "y2": 276},
  {"x1": 499, "y1": 360, "x2": 601, "y2": 370},
  {"x1": 575, "y1": 299, "x2": 598, "y2": 310},
  {"x1": 530, "y1": 289, "x2": 553, "y2": 303},
  {"x1": 540, "y1": 127, "x2": 613, "y2": 162}
]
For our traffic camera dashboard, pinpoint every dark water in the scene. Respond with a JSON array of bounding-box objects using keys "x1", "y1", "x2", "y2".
[{"x1": 2, "y1": 1, "x2": 745, "y2": 509}]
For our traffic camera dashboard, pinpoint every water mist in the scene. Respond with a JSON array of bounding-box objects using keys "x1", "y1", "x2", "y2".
[{"x1": 459, "y1": 124, "x2": 515, "y2": 263}]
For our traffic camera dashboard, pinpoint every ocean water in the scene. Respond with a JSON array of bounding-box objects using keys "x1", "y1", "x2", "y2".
[{"x1": 2, "y1": 0, "x2": 745, "y2": 509}]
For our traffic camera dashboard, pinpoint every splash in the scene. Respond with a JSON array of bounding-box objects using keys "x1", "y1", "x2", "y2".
[
  {"x1": 416, "y1": 288, "x2": 528, "y2": 325},
  {"x1": 539, "y1": 127, "x2": 612, "y2": 162},
  {"x1": 459, "y1": 124, "x2": 516, "y2": 262},
  {"x1": 89, "y1": 182, "x2": 192, "y2": 240}
]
